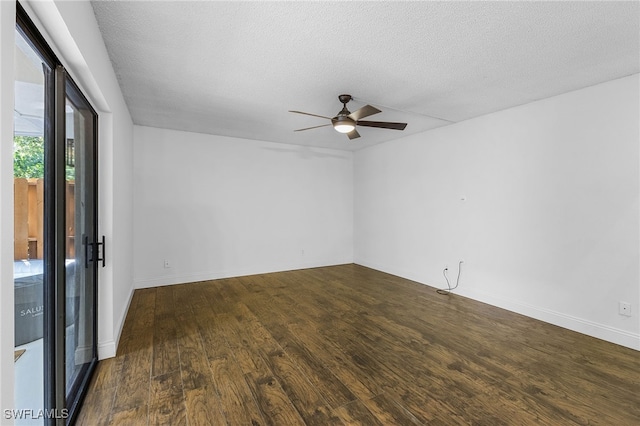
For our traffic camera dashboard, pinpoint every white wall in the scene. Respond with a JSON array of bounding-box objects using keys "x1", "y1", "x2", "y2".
[
  {"x1": 355, "y1": 75, "x2": 640, "y2": 350},
  {"x1": 133, "y1": 126, "x2": 353, "y2": 288}
]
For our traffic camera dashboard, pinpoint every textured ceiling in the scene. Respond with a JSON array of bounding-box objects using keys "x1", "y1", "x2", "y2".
[{"x1": 91, "y1": 1, "x2": 639, "y2": 151}]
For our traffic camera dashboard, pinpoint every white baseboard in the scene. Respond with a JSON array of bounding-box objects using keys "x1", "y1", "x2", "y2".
[
  {"x1": 97, "y1": 339, "x2": 116, "y2": 359},
  {"x1": 455, "y1": 286, "x2": 640, "y2": 351},
  {"x1": 133, "y1": 258, "x2": 352, "y2": 289},
  {"x1": 97, "y1": 285, "x2": 135, "y2": 360},
  {"x1": 354, "y1": 259, "x2": 640, "y2": 351}
]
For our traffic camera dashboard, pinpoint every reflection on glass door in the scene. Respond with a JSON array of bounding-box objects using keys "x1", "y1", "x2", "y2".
[
  {"x1": 63, "y1": 80, "x2": 98, "y2": 416},
  {"x1": 13, "y1": 24, "x2": 47, "y2": 426}
]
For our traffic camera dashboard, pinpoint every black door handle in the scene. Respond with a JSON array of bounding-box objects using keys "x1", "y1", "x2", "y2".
[{"x1": 84, "y1": 235, "x2": 105, "y2": 268}]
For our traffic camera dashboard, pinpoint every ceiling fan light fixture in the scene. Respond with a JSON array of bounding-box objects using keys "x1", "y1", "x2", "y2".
[{"x1": 332, "y1": 116, "x2": 356, "y2": 133}]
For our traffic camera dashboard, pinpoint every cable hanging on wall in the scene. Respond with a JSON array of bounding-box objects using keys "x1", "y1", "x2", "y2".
[{"x1": 437, "y1": 260, "x2": 463, "y2": 295}]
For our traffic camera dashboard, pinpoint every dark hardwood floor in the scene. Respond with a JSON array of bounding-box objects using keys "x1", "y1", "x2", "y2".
[{"x1": 76, "y1": 264, "x2": 639, "y2": 425}]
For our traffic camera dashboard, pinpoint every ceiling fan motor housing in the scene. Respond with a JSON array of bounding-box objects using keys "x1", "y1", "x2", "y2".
[{"x1": 332, "y1": 115, "x2": 356, "y2": 129}]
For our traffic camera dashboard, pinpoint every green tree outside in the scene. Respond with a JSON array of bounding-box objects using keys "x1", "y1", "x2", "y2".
[
  {"x1": 14, "y1": 135, "x2": 75, "y2": 180},
  {"x1": 13, "y1": 135, "x2": 44, "y2": 178}
]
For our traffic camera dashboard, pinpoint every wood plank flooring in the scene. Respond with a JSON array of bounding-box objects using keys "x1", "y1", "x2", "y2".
[{"x1": 76, "y1": 264, "x2": 640, "y2": 425}]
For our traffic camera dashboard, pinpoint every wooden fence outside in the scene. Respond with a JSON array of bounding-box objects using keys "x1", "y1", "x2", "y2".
[{"x1": 14, "y1": 178, "x2": 75, "y2": 260}]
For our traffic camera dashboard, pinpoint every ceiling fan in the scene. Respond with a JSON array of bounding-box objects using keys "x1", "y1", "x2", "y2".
[{"x1": 289, "y1": 94, "x2": 407, "y2": 140}]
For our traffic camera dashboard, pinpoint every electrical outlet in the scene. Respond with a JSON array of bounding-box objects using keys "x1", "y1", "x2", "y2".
[
  {"x1": 163, "y1": 259, "x2": 171, "y2": 269},
  {"x1": 619, "y1": 301, "x2": 631, "y2": 317}
]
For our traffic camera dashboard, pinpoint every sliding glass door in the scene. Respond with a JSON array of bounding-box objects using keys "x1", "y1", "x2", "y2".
[{"x1": 14, "y1": 5, "x2": 99, "y2": 425}]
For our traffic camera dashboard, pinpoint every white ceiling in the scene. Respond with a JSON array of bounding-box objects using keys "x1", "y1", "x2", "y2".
[{"x1": 91, "y1": 1, "x2": 639, "y2": 151}]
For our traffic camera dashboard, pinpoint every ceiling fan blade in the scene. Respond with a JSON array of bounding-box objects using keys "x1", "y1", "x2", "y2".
[
  {"x1": 294, "y1": 124, "x2": 332, "y2": 132},
  {"x1": 357, "y1": 120, "x2": 407, "y2": 131},
  {"x1": 289, "y1": 110, "x2": 332, "y2": 120},
  {"x1": 347, "y1": 129, "x2": 361, "y2": 140},
  {"x1": 348, "y1": 104, "x2": 381, "y2": 121}
]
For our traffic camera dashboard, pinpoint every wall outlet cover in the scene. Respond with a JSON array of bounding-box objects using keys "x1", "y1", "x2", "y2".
[{"x1": 619, "y1": 302, "x2": 631, "y2": 317}]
